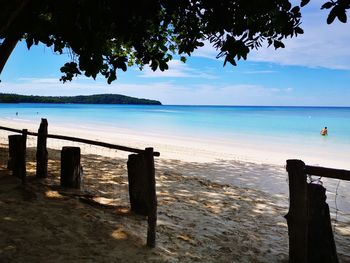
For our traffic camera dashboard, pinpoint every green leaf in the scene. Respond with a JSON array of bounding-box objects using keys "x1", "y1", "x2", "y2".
[
  {"x1": 327, "y1": 7, "x2": 337, "y2": 24},
  {"x1": 25, "y1": 38, "x2": 33, "y2": 49},
  {"x1": 107, "y1": 71, "x2": 116, "y2": 84},
  {"x1": 337, "y1": 9, "x2": 347, "y2": 23},
  {"x1": 295, "y1": 27, "x2": 304, "y2": 34},
  {"x1": 159, "y1": 61, "x2": 169, "y2": 71},
  {"x1": 196, "y1": 41, "x2": 204, "y2": 47},
  {"x1": 160, "y1": 45, "x2": 168, "y2": 52},
  {"x1": 150, "y1": 60, "x2": 159, "y2": 71},
  {"x1": 321, "y1": 2, "x2": 334, "y2": 9},
  {"x1": 291, "y1": 6, "x2": 300, "y2": 14},
  {"x1": 301, "y1": 0, "x2": 310, "y2": 7},
  {"x1": 224, "y1": 55, "x2": 236, "y2": 67},
  {"x1": 273, "y1": 40, "x2": 285, "y2": 49}
]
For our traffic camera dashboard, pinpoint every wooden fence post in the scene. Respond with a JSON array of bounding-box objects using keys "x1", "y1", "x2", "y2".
[
  {"x1": 307, "y1": 183, "x2": 338, "y2": 263},
  {"x1": 61, "y1": 147, "x2": 82, "y2": 189},
  {"x1": 21, "y1": 129, "x2": 27, "y2": 184},
  {"x1": 22, "y1": 129, "x2": 27, "y2": 149},
  {"x1": 285, "y1": 159, "x2": 308, "y2": 263},
  {"x1": 127, "y1": 147, "x2": 157, "y2": 248},
  {"x1": 127, "y1": 153, "x2": 149, "y2": 215},
  {"x1": 36, "y1": 118, "x2": 48, "y2": 178},
  {"x1": 7, "y1": 135, "x2": 15, "y2": 170},
  {"x1": 145, "y1": 147, "x2": 157, "y2": 248},
  {"x1": 8, "y1": 134, "x2": 26, "y2": 183}
]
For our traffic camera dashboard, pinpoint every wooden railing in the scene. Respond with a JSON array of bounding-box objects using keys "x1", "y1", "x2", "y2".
[
  {"x1": 285, "y1": 159, "x2": 350, "y2": 263},
  {"x1": 0, "y1": 125, "x2": 160, "y2": 156},
  {"x1": 304, "y1": 165, "x2": 350, "y2": 181},
  {"x1": 0, "y1": 119, "x2": 159, "y2": 248}
]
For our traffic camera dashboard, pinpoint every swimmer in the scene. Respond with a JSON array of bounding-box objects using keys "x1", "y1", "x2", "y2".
[{"x1": 320, "y1": 126, "x2": 328, "y2": 136}]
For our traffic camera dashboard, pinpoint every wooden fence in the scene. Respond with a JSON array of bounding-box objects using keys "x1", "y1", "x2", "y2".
[
  {"x1": 0, "y1": 118, "x2": 159, "y2": 248},
  {"x1": 286, "y1": 159, "x2": 350, "y2": 263}
]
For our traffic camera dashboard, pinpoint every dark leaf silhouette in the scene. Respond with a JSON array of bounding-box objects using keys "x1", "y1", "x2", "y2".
[
  {"x1": 301, "y1": 0, "x2": 311, "y2": 7},
  {"x1": 0, "y1": 0, "x2": 349, "y2": 83},
  {"x1": 327, "y1": 7, "x2": 338, "y2": 24},
  {"x1": 321, "y1": 2, "x2": 334, "y2": 9}
]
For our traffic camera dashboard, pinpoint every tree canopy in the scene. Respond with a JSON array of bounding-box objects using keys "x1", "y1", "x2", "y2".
[{"x1": 0, "y1": 0, "x2": 348, "y2": 83}]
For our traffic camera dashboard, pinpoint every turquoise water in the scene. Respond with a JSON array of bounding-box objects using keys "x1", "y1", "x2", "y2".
[{"x1": 1, "y1": 104, "x2": 350, "y2": 147}]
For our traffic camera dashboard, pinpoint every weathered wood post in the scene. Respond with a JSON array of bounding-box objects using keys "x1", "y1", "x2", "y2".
[
  {"x1": 127, "y1": 153, "x2": 148, "y2": 215},
  {"x1": 145, "y1": 147, "x2": 157, "y2": 248},
  {"x1": 127, "y1": 147, "x2": 157, "y2": 248},
  {"x1": 61, "y1": 147, "x2": 82, "y2": 189},
  {"x1": 285, "y1": 159, "x2": 308, "y2": 263},
  {"x1": 8, "y1": 134, "x2": 26, "y2": 183},
  {"x1": 22, "y1": 129, "x2": 27, "y2": 150},
  {"x1": 7, "y1": 135, "x2": 16, "y2": 170},
  {"x1": 21, "y1": 129, "x2": 27, "y2": 184},
  {"x1": 36, "y1": 118, "x2": 48, "y2": 178},
  {"x1": 307, "y1": 183, "x2": 338, "y2": 263}
]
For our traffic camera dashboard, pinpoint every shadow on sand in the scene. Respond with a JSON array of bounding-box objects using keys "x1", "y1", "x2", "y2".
[{"x1": 0, "y1": 146, "x2": 349, "y2": 262}]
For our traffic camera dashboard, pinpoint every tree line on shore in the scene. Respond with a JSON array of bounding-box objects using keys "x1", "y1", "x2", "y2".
[{"x1": 0, "y1": 93, "x2": 162, "y2": 105}]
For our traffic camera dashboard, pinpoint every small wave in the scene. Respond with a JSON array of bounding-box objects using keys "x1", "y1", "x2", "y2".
[
  {"x1": 4, "y1": 117, "x2": 31, "y2": 122},
  {"x1": 147, "y1": 110, "x2": 179, "y2": 113}
]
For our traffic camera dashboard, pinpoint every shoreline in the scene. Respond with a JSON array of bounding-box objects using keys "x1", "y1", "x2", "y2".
[
  {"x1": 0, "y1": 118, "x2": 349, "y2": 261},
  {"x1": 1, "y1": 117, "x2": 350, "y2": 211},
  {"x1": 0, "y1": 117, "x2": 349, "y2": 169}
]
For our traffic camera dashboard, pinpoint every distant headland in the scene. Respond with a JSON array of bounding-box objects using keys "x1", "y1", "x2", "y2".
[{"x1": 0, "y1": 93, "x2": 162, "y2": 105}]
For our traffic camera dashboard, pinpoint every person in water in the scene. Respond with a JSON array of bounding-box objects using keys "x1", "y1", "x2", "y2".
[{"x1": 320, "y1": 127, "x2": 328, "y2": 136}]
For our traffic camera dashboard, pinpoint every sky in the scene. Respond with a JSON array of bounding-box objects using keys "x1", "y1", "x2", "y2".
[{"x1": 1, "y1": 1, "x2": 350, "y2": 106}]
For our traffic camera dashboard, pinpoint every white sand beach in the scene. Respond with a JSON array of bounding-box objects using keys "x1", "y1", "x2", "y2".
[{"x1": 0, "y1": 118, "x2": 349, "y2": 262}]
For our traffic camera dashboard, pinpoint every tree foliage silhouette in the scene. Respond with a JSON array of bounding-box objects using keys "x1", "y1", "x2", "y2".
[{"x1": 0, "y1": 0, "x2": 348, "y2": 83}]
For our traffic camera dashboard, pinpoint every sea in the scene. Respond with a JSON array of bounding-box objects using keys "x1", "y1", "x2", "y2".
[{"x1": 1, "y1": 103, "x2": 350, "y2": 147}]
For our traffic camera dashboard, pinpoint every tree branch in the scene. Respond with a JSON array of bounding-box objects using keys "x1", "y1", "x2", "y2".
[
  {"x1": 0, "y1": 38, "x2": 18, "y2": 75},
  {"x1": 0, "y1": 0, "x2": 30, "y2": 76},
  {"x1": 0, "y1": 0, "x2": 30, "y2": 36}
]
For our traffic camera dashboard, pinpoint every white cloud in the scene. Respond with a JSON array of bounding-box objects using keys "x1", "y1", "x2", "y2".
[
  {"x1": 1, "y1": 77, "x2": 348, "y2": 106},
  {"x1": 157, "y1": 84, "x2": 299, "y2": 105},
  {"x1": 140, "y1": 60, "x2": 190, "y2": 78},
  {"x1": 17, "y1": 77, "x2": 61, "y2": 84},
  {"x1": 0, "y1": 78, "x2": 297, "y2": 105},
  {"x1": 243, "y1": 70, "x2": 276, "y2": 74},
  {"x1": 249, "y1": 18, "x2": 350, "y2": 70},
  {"x1": 139, "y1": 59, "x2": 217, "y2": 79},
  {"x1": 192, "y1": 3, "x2": 350, "y2": 70},
  {"x1": 192, "y1": 40, "x2": 219, "y2": 59}
]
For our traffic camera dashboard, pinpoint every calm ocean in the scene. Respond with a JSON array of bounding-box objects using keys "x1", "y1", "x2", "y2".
[{"x1": 1, "y1": 103, "x2": 350, "y2": 149}]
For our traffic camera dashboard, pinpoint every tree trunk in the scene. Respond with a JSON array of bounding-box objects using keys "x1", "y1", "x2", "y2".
[
  {"x1": 60, "y1": 147, "x2": 82, "y2": 189},
  {"x1": 0, "y1": 0, "x2": 30, "y2": 75},
  {"x1": 36, "y1": 118, "x2": 48, "y2": 178},
  {"x1": 0, "y1": 38, "x2": 18, "y2": 75},
  {"x1": 0, "y1": 0, "x2": 30, "y2": 36}
]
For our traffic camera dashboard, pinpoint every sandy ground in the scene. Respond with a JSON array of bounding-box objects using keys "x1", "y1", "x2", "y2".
[
  {"x1": 0, "y1": 120, "x2": 349, "y2": 262},
  {"x1": 0, "y1": 145, "x2": 349, "y2": 263}
]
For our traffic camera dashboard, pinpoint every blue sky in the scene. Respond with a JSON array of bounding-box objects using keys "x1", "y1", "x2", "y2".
[{"x1": 1, "y1": 1, "x2": 350, "y2": 106}]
